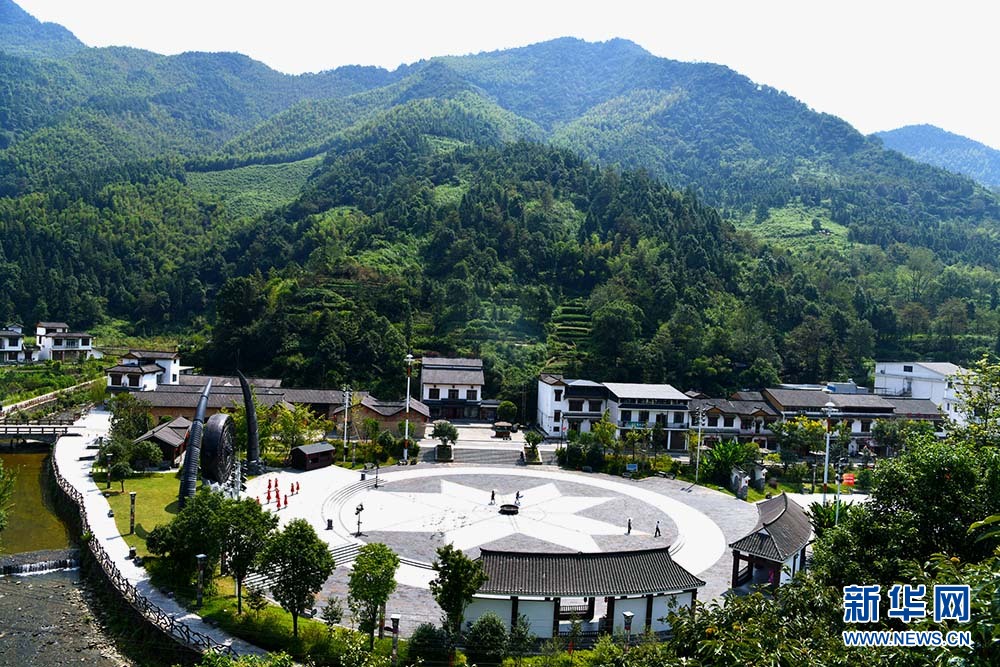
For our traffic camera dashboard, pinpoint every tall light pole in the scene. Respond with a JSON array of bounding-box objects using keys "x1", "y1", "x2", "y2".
[
  {"x1": 390, "y1": 613, "x2": 401, "y2": 666},
  {"x1": 342, "y1": 386, "x2": 351, "y2": 463},
  {"x1": 404, "y1": 354, "x2": 413, "y2": 463},
  {"x1": 822, "y1": 400, "x2": 835, "y2": 504}
]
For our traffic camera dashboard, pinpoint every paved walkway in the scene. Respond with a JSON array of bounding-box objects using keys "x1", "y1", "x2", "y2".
[{"x1": 53, "y1": 409, "x2": 262, "y2": 656}]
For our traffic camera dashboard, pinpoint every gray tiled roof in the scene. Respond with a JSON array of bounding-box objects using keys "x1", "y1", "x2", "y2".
[
  {"x1": 421, "y1": 357, "x2": 483, "y2": 367},
  {"x1": 763, "y1": 388, "x2": 894, "y2": 412},
  {"x1": 281, "y1": 388, "x2": 344, "y2": 405},
  {"x1": 133, "y1": 417, "x2": 192, "y2": 449},
  {"x1": 106, "y1": 364, "x2": 162, "y2": 375},
  {"x1": 292, "y1": 442, "x2": 336, "y2": 456},
  {"x1": 691, "y1": 398, "x2": 776, "y2": 417},
  {"x1": 125, "y1": 349, "x2": 178, "y2": 360},
  {"x1": 603, "y1": 383, "x2": 689, "y2": 402},
  {"x1": 883, "y1": 397, "x2": 942, "y2": 418},
  {"x1": 421, "y1": 367, "x2": 485, "y2": 386},
  {"x1": 477, "y1": 547, "x2": 705, "y2": 597},
  {"x1": 729, "y1": 493, "x2": 812, "y2": 562},
  {"x1": 177, "y1": 374, "x2": 282, "y2": 388},
  {"x1": 36, "y1": 321, "x2": 69, "y2": 329}
]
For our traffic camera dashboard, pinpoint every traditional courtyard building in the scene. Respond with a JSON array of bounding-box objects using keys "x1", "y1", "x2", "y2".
[
  {"x1": 35, "y1": 321, "x2": 99, "y2": 361},
  {"x1": 689, "y1": 396, "x2": 779, "y2": 448},
  {"x1": 420, "y1": 357, "x2": 498, "y2": 420},
  {"x1": 132, "y1": 416, "x2": 192, "y2": 465},
  {"x1": 465, "y1": 548, "x2": 704, "y2": 637},
  {"x1": 729, "y1": 493, "x2": 812, "y2": 589},
  {"x1": 332, "y1": 393, "x2": 431, "y2": 439},
  {"x1": 106, "y1": 349, "x2": 182, "y2": 391}
]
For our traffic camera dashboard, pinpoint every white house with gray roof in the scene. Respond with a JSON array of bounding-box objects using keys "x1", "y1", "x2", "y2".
[
  {"x1": 420, "y1": 357, "x2": 496, "y2": 420},
  {"x1": 874, "y1": 361, "x2": 967, "y2": 425}
]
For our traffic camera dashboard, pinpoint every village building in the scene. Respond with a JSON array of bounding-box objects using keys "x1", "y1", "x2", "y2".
[
  {"x1": 729, "y1": 493, "x2": 812, "y2": 589},
  {"x1": 874, "y1": 361, "x2": 967, "y2": 425},
  {"x1": 0, "y1": 324, "x2": 26, "y2": 363},
  {"x1": 465, "y1": 548, "x2": 704, "y2": 638},
  {"x1": 332, "y1": 394, "x2": 431, "y2": 439},
  {"x1": 106, "y1": 350, "x2": 183, "y2": 391},
  {"x1": 420, "y1": 357, "x2": 498, "y2": 421},
  {"x1": 536, "y1": 374, "x2": 609, "y2": 436},
  {"x1": 132, "y1": 416, "x2": 192, "y2": 466},
  {"x1": 34, "y1": 321, "x2": 99, "y2": 361},
  {"x1": 689, "y1": 397, "x2": 779, "y2": 448}
]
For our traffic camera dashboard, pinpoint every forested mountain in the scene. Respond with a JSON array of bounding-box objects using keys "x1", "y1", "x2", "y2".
[
  {"x1": 0, "y1": 0, "x2": 83, "y2": 59},
  {"x1": 3, "y1": 1, "x2": 1000, "y2": 402},
  {"x1": 876, "y1": 124, "x2": 1000, "y2": 189}
]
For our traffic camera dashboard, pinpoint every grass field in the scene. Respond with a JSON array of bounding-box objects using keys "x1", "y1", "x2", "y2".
[
  {"x1": 734, "y1": 203, "x2": 853, "y2": 255},
  {"x1": 103, "y1": 472, "x2": 180, "y2": 557}
]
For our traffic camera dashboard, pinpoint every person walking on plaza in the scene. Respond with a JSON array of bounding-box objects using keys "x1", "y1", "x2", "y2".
[
  {"x1": 490, "y1": 489, "x2": 496, "y2": 505},
  {"x1": 654, "y1": 520, "x2": 661, "y2": 537},
  {"x1": 627, "y1": 517, "x2": 632, "y2": 534},
  {"x1": 515, "y1": 490, "x2": 522, "y2": 506}
]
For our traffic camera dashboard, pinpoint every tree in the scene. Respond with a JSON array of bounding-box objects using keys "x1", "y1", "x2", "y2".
[
  {"x1": 870, "y1": 418, "x2": 934, "y2": 456},
  {"x1": 703, "y1": 439, "x2": 757, "y2": 486},
  {"x1": 952, "y1": 354, "x2": 1000, "y2": 447},
  {"x1": 507, "y1": 614, "x2": 536, "y2": 667},
  {"x1": 497, "y1": 400, "x2": 517, "y2": 422},
  {"x1": 464, "y1": 612, "x2": 508, "y2": 667},
  {"x1": 109, "y1": 460, "x2": 132, "y2": 493},
  {"x1": 108, "y1": 392, "x2": 153, "y2": 442},
  {"x1": 407, "y1": 623, "x2": 451, "y2": 666},
  {"x1": 431, "y1": 420, "x2": 458, "y2": 447},
  {"x1": 348, "y1": 542, "x2": 400, "y2": 649},
  {"x1": 260, "y1": 518, "x2": 335, "y2": 637},
  {"x1": 770, "y1": 416, "x2": 826, "y2": 459},
  {"x1": 592, "y1": 411, "x2": 617, "y2": 455},
  {"x1": 320, "y1": 595, "x2": 344, "y2": 633},
  {"x1": 147, "y1": 489, "x2": 227, "y2": 581},
  {"x1": 429, "y1": 543, "x2": 488, "y2": 640},
  {"x1": 130, "y1": 439, "x2": 164, "y2": 472},
  {"x1": 223, "y1": 498, "x2": 278, "y2": 614},
  {"x1": 0, "y1": 458, "x2": 16, "y2": 541},
  {"x1": 245, "y1": 585, "x2": 268, "y2": 617}
]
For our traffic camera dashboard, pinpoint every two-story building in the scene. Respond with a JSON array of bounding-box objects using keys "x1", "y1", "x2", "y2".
[
  {"x1": 604, "y1": 383, "x2": 691, "y2": 450},
  {"x1": 874, "y1": 361, "x2": 966, "y2": 425},
  {"x1": 35, "y1": 321, "x2": 99, "y2": 362},
  {"x1": 689, "y1": 397, "x2": 779, "y2": 448},
  {"x1": 1, "y1": 323, "x2": 26, "y2": 363},
  {"x1": 106, "y1": 350, "x2": 182, "y2": 392},
  {"x1": 421, "y1": 357, "x2": 497, "y2": 420},
  {"x1": 536, "y1": 374, "x2": 609, "y2": 437}
]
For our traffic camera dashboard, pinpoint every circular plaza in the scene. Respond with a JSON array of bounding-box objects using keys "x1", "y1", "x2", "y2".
[{"x1": 247, "y1": 461, "x2": 760, "y2": 636}]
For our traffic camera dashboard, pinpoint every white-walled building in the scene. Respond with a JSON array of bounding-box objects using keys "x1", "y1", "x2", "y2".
[
  {"x1": 34, "y1": 321, "x2": 99, "y2": 362},
  {"x1": 1, "y1": 326, "x2": 26, "y2": 363},
  {"x1": 106, "y1": 350, "x2": 181, "y2": 391},
  {"x1": 874, "y1": 361, "x2": 966, "y2": 425},
  {"x1": 536, "y1": 376, "x2": 691, "y2": 448},
  {"x1": 465, "y1": 548, "x2": 704, "y2": 638},
  {"x1": 420, "y1": 357, "x2": 498, "y2": 420}
]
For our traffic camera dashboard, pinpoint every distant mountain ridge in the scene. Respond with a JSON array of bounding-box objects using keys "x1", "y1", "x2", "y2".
[
  {"x1": 875, "y1": 124, "x2": 1000, "y2": 189},
  {"x1": 0, "y1": 0, "x2": 83, "y2": 59}
]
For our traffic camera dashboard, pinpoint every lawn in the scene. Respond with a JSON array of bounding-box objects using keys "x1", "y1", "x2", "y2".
[{"x1": 103, "y1": 472, "x2": 180, "y2": 557}]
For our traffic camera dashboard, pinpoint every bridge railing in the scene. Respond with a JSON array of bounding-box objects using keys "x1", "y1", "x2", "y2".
[{"x1": 50, "y1": 450, "x2": 238, "y2": 658}]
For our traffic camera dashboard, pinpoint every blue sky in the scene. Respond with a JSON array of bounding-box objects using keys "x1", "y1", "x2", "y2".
[{"x1": 16, "y1": 0, "x2": 1000, "y2": 148}]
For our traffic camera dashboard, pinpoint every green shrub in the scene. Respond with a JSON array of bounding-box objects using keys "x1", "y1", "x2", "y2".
[
  {"x1": 465, "y1": 613, "x2": 508, "y2": 667},
  {"x1": 408, "y1": 623, "x2": 451, "y2": 665},
  {"x1": 563, "y1": 442, "x2": 584, "y2": 469},
  {"x1": 782, "y1": 462, "x2": 811, "y2": 484}
]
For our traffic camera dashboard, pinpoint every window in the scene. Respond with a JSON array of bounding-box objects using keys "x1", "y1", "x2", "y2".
[
  {"x1": 903, "y1": 365, "x2": 913, "y2": 373},
  {"x1": 553, "y1": 410, "x2": 561, "y2": 423},
  {"x1": 110, "y1": 373, "x2": 122, "y2": 386},
  {"x1": 638, "y1": 411, "x2": 649, "y2": 423},
  {"x1": 172, "y1": 374, "x2": 178, "y2": 383},
  {"x1": 448, "y1": 389, "x2": 459, "y2": 400},
  {"x1": 466, "y1": 389, "x2": 477, "y2": 400},
  {"x1": 708, "y1": 415, "x2": 719, "y2": 427},
  {"x1": 589, "y1": 400, "x2": 602, "y2": 412},
  {"x1": 554, "y1": 390, "x2": 563, "y2": 402},
  {"x1": 568, "y1": 400, "x2": 584, "y2": 411},
  {"x1": 553, "y1": 426, "x2": 560, "y2": 433},
  {"x1": 621, "y1": 410, "x2": 632, "y2": 423},
  {"x1": 860, "y1": 420, "x2": 871, "y2": 433},
  {"x1": 429, "y1": 388, "x2": 440, "y2": 400},
  {"x1": 723, "y1": 416, "x2": 735, "y2": 428}
]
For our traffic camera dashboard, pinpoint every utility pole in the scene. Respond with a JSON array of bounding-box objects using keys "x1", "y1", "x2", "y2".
[
  {"x1": 342, "y1": 386, "x2": 351, "y2": 463},
  {"x1": 404, "y1": 354, "x2": 413, "y2": 463}
]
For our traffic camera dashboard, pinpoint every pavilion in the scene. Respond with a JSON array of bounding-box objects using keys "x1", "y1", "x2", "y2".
[{"x1": 729, "y1": 493, "x2": 812, "y2": 589}]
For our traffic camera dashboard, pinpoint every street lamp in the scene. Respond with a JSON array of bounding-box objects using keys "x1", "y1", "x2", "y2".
[
  {"x1": 622, "y1": 610, "x2": 634, "y2": 652},
  {"x1": 404, "y1": 354, "x2": 414, "y2": 463},
  {"x1": 390, "y1": 613, "x2": 401, "y2": 666},
  {"x1": 195, "y1": 553, "x2": 207, "y2": 607},
  {"x1": 355, "y1": 503, "x2": 364, "y2": 537},
  {"x1": 106, "y1": 451, "x2": 114, "y2": 489},
  {"x1": 835, "y1": 458, "x2": 847, "y2": 525},
  {"x1": 374, "y1": 463, "x2": 380, "y2": 489},
  {"x1": 822, "y1": 401, "x2": 836, "y2": 504}
]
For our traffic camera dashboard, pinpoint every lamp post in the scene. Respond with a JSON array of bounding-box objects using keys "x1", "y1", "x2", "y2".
[
  {"x1": 822, "y1": 401, "x2": 835, "y2": 504},
  {"x1": 129, "y1": 491, "x2": 136, "y2": 535},
  {"x1": 622, "y1": 610, "x2": 634, "y2": 652},
  {"x1": 355, "y1": 503, "x2": 364, "y2": 537},
  {"x1": 390, "y1": 613, "x2": 401, "y2": 666},
  {"x1": 374, "y1": 463, "x2": 380, "y2": 489},
  {"x1": 404, "y1": 354, "x2": 413, "y2": 463},
  {"x1": 195, "y1": 553, "x2": 207, "y2": 607},
  {"x1": 342, "y1": 386, "x2": 351, "y2": 463},
  {"x1": 106, "y1": 451, "x2": 114, "y2": 489},
  {"x1": 835, "y1": 458, "x2": 846, "y2": 525}
]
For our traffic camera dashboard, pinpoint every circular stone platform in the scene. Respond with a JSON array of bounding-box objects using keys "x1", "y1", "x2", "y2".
[{"x1": 324, "y1": 466, "x2": 725, "y2": 577}]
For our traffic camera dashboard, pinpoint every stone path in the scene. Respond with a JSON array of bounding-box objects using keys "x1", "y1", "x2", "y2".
[{"x1": 53, "y1": 409, "x2": 263, "y2": 656}]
